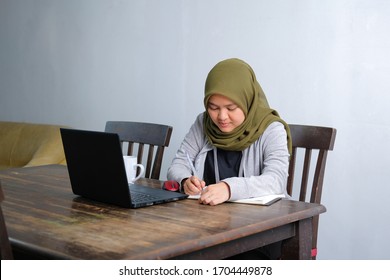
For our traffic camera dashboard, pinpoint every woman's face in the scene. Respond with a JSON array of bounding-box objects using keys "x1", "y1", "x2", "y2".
[{"x1": 207, "y1": 94, "x2": 245, "y2": 133}]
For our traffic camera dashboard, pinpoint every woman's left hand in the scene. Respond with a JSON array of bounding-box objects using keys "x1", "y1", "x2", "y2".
[{"x1": 199, "y1": 181, "x2": 231, "y2": 206}]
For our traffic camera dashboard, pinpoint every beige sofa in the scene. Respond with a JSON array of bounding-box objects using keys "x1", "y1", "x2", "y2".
[{"x1": 0, "y1": 121, "x2": 67, "y2": 170}]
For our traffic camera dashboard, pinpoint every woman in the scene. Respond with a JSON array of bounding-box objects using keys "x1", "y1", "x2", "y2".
[{"x1": 167, "y1": 58, "x2": 291, "y2": 207}]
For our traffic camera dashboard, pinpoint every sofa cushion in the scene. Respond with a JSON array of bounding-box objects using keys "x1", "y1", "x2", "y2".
[{"x1": 0, "y1": 121, "x2": 67, "y2": 170}]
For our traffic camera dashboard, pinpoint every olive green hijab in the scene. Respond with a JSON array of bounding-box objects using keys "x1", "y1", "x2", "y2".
[{"x1": 203, "y1": 58, "x2": 292, "y2": 154}]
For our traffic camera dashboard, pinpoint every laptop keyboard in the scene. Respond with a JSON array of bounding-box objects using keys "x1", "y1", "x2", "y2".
[{"x1": 130, "y1": 191, "x2": 159, "y2": 203}]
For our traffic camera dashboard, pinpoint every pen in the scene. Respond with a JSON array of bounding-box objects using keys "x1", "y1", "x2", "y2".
[
  {"x1": 185, "y1": 151, "x2": 207, "y2": 192},
  {"x1": 185, "y1": 151, "x2": 198, "y2": 178}
]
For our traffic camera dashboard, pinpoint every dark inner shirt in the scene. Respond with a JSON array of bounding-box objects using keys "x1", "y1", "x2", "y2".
[{"x1": 203, "y1": 148, "x2": 242, "y2": 185}]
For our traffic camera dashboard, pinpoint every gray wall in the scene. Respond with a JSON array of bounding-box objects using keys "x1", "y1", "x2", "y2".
[{"x1": 1, "y1": 0, "x2": 389, "y2": 259}]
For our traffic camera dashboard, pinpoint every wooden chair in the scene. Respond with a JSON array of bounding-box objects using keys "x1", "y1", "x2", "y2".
[
  {"x1": 283, "y1": 124, "x2": 337, "y2": 259},
  {"x1": 105, "y1": 121, "x2": 173, "y2": 180},
  {"x1": 0, "y1": 180, "x2": 13, "y2": 260}
]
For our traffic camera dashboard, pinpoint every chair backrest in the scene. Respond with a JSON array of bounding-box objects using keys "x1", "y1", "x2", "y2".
[
  {"x1": 104, "y1": 121, "x2": 173, "y2": 180},
  {"x1": 287, "y1": 124, "x2": 336, "y2": 259},
  {"x1": 0, "y1": 181, "x2": 13, "y2": 260}
]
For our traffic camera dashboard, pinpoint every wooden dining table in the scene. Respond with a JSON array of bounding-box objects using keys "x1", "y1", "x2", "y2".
[{"x1": 0, "y1": 164, "x2": 326, "y2": 260}]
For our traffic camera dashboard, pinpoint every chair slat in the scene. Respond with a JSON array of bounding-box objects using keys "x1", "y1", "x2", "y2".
[
  {"x1": 145, "y1": 145, "x2": 155, "y2": 178},
  {"x1": 128, "y1": 142, "x2": 134, "y2": 156},
  {"x1": 300, "y1": 149, "x2": 312, "y2": 201},
  {"x1": 310, "y1": 150, "x2": 329, "y2": 204},
  {"x1": 287, "y1": 147, "x2": 297, "y2": 196}
]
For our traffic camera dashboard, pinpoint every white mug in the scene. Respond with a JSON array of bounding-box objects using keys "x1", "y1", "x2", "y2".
[{"x1": 123, "y1": 156, "x2": 145, "y2": 183}]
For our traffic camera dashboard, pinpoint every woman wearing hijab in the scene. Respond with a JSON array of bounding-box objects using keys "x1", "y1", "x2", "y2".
[{"x1": 167, "y1": 58, "x2": 291, "y2": 207}]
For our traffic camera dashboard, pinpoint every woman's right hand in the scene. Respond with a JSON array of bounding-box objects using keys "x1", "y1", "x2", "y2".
[{"x1": 182, "y1": 176, "x2": 206, "y2": 195}]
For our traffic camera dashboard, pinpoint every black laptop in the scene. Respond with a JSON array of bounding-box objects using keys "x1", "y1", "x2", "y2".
[{"x1": 60, "y1": 128, "x2": 188, "y2": 208}]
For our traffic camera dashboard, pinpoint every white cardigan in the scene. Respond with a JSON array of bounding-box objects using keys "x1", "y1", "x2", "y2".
[{"x1": 167, "y1": 113, "x2": 290, "y2": 201}]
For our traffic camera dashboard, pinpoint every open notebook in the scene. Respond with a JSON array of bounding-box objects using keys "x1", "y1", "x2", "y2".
[{"x1": 188, "y1": 193, "x2": 285, "y2": 206}]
